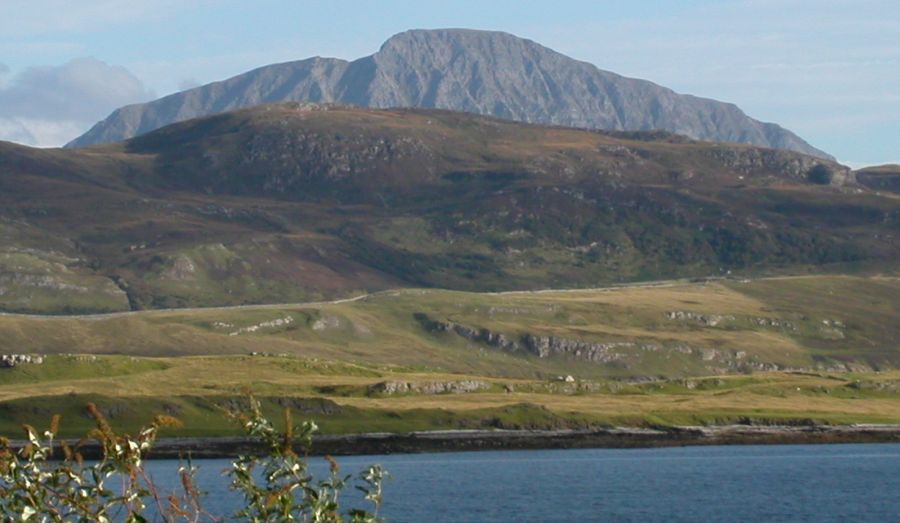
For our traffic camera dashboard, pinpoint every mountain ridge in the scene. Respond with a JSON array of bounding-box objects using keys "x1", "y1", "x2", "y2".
[{"x1": 67, "y1": 29, "x2": 831, "y2": 159}]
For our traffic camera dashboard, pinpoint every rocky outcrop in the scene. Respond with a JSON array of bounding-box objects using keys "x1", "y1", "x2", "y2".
[
  {"x1": 368, "y1": 380, "x2": 490, "y2": 396},
  {"x1": 228, "y1": 316, "x2": 294, "y2": 336},
  {"x1": 415, "y1": 313, "x2": 871, "y2": 373},
  {"x1": 668, "y1": 311, "x2": 800, "y2": 331},
  {"x1": 311, "y1": 315, "x2": 343, "y2": 331},
  {"x1": 414, "y1": 313, "x2": 524, "y2": 352},
  {"x1": 817, "y1": 319, "x2": 846, "y2": 340},
  {"x1": 1, "y1": 354, "x2": 44, "y2": 368},
  {"x1": 521, "y1": 335, "x2": 643, "y2": 363},
  {"x1": 417, "y1": 313, "x2": 672, "y2": 364},
  {"x1": 667, "y1": 311, "x2": 735, "y2": 327},
  {"x1": 703, "y1": 147, "x2": 847, "y2": 183},
  {"x1": 68, "y1": 29, "x2": 831, "y2": 159},
  {"x1": 416, "y1": 313, "x2": 647, "y2": 362},
  {"x1": 751, "y1": 317, "x2": 796, "y2": 330}
]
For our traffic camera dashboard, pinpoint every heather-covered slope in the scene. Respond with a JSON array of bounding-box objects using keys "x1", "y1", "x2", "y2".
[
  {"x1": 2, "y1": 104, "x2": 895, "y2": 313},
  {"x1": 68, "y1": 29, "x2": 830, "y2": 159}
]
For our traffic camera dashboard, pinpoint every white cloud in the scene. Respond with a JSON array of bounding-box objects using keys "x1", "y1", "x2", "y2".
[
  {"x1": 0, "y1": 118, "x2": 85, "y2": 147},
  {"x1": 0, "y1": 58, "x2": 155, "y2": 146},
  {"x1": 0, "y1": 57, "x2": 155, "y2": 121},
  {"x1": 0, "y1": 118, "x2": 36, "y2": 144}
]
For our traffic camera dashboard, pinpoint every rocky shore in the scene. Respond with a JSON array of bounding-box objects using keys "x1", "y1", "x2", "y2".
[{"x1": 27, "y1": 425, "x2": 900, "y2": 460}]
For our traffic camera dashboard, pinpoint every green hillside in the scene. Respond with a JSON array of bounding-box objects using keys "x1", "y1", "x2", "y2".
[
  {"x1": 1, "y1": 275, "x2": 898, "y2": 436},
  {"x1": 2, "y1": 275, "x2": 898, "y2": 377}
]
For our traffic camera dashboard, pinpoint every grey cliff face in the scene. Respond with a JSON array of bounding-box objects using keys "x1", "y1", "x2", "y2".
[{"x1": 67, "y1": 29, "x2": 831, "y2": 159}]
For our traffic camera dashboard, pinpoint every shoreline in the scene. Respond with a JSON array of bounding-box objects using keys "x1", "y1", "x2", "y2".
[{"x1": 26, "y1": 424, "x2": 900, "y2": 460}]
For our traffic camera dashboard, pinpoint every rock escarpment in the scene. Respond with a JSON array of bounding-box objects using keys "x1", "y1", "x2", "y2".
[
  {"x1": 414, "y1": 313, "x2": 868, "y2": 374},
  {"x1": 416, "y1": 313, "x2": 693, "y2": 364}
]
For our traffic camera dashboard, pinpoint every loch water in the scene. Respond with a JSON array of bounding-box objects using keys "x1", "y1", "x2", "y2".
[{"x1": 144, "y1": 443, "x2": 900, "y2": 522}]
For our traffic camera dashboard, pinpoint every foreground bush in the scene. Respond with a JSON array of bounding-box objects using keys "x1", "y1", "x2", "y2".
[{"x1": 0, "y1": 398, "x2": 386, "y2": 522}]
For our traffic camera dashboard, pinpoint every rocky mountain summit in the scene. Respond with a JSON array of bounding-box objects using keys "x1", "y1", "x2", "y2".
[{"x1": 68, "y1": 29, "x2": 830, "y2": 159}]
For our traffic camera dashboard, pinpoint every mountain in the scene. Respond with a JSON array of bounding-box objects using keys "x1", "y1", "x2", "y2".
[
  {"x1": 67, "y1": 29, "x2": 830, "y2": 159},
  {"x1": 2, "y1": 103, "x2": 895, "y2": 314}
]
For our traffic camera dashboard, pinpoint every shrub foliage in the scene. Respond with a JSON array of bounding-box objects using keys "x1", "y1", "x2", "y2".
[{"x1": 0, "y1": 398, "x2": 387, "y2": 522}]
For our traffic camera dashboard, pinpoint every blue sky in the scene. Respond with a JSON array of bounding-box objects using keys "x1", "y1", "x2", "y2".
[{"x1": 0, "y1": 0, "x2": 896, "y2": 166}]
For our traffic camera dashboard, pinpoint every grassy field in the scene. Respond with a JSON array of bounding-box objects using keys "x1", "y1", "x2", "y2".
[
  {"x1": 1, "y1": 275, "x2": 898, "y2": 377},
  {"x1": 0, "y1": 275, "x2": 897, "y2": 438},
  {"x1": 0, "y1": 354, "x2": 898, "y2": 438}
]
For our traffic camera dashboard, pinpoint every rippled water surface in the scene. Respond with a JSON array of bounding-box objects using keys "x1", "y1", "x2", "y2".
[{"x1": 144, "y1": 443, "x2": 900, "y2": 522}]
